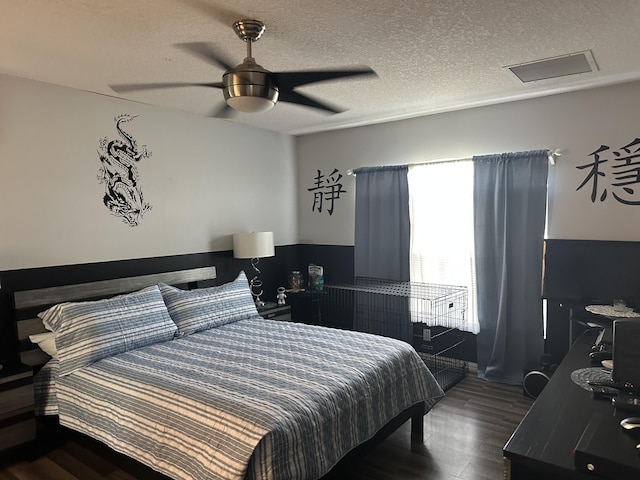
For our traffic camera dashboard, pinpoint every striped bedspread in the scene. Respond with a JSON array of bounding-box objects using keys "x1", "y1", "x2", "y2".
[{"x1": 51, "y1": 317, "x2": 443, "y2": 480}]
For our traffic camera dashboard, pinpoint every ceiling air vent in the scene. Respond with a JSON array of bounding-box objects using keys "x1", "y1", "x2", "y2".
[{"x1": 504, "y1": 50, "x2": 598, "y2": 83}]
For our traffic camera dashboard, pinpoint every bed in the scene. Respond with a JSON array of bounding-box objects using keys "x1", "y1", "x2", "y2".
[{"x1": 15, "y1": 267, "x2": 444, "y2": 480}]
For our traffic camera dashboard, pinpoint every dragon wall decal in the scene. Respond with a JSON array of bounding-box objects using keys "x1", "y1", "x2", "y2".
[{"x1": 97, "y1": 114, "x2": 152, "y2": 226}]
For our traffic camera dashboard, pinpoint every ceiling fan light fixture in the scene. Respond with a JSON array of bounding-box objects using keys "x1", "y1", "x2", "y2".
[
  {"x1": 226, "y1": 92, "x2": 277, "y2": 112},
  {"x1": 222, "y1": 63, "x2": 279, "y2": 112}
]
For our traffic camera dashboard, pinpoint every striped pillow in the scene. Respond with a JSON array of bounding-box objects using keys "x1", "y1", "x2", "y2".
[
  {"x1": 159, "y1": 271, "x2": 259, "y2": 335},
  {"x1": 39, "y1": 285, "x2": 177, "y2": 377}
]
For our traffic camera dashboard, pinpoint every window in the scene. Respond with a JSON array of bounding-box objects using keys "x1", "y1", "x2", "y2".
[{"x1": 407, "y1": 160, "x2": 479, "y2": 333}]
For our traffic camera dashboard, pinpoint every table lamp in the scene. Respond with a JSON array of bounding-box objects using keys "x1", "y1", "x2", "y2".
[{"x1": 233, "y1": 231, "x2": 275, "y2": 306}]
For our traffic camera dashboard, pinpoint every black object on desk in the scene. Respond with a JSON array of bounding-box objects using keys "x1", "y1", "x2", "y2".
[
  {"x1": 612, "y1": 393, "x2": 640, "y2": 413},
  {"x1": 503, "y1": 330, "x2": 640, "y2": 480}
]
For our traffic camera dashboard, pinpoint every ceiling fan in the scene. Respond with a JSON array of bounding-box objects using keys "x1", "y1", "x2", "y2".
[{"x1": 110, "y1": 19, "x2": 377, "y2": 117}]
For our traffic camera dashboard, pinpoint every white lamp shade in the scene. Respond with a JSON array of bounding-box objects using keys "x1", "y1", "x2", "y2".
[{"x1": 233, "y1": 232, "x2": 275, "y2": 259}]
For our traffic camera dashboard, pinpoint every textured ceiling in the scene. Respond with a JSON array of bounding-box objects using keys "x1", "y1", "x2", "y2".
[{"x1": 1, "y1": 0, "x2": 640, "y2": 135}]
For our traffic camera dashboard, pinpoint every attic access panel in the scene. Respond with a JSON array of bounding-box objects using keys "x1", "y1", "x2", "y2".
[{"x1": 504, "y1": 50, "x2": 598, "y2": 83}]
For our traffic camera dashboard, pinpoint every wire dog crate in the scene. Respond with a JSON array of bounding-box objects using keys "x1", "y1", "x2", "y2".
[{"x1": 324, "y1": 277, "x2": 468, "y2": 390}]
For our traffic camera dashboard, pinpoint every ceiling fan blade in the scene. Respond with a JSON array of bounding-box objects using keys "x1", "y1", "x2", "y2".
[
  {"x1": 272, "y1": 68, "x2": 376, "y2": 91},
  {"x1": 175, "y1": 42, "x2": 235, "y2": 71},
  {"x1": 110, "y1": 81, "x2": 223, "y2": 93},
  {"x1": 208, "y1": 102, "x2": 236, "y2": 118},
  {"x1": 278, "y1": 90, "x2": 343, "y2": 114}
]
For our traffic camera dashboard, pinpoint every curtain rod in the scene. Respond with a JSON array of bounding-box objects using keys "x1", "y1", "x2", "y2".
[{"x1": 346, "y1": 148, "x2": 561, "y2": 176}]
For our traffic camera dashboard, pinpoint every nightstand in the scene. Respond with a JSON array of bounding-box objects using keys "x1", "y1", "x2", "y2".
[
  {"x1": 257, "y1": 302, "x2": 292, "y2": 321},
  {"x1": 0, "y1": 365, "x2": 36, "y2": 453},
  {"x1": 287, "y1": 290, "x2": 325, "y2": 325}
]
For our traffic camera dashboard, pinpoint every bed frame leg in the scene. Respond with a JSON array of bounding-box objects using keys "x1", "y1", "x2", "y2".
[{"x1": 410, "y1": 411, "x2": 424, "y2": 443}]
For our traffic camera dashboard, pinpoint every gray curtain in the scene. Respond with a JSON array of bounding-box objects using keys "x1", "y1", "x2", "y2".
[
  {"x1": 353, "y1": 165, "x2": 411, "y2": 342},
  {"x1": 354, "y1": 165, "x2": 410, "y2": 280},
  {"x1": 473, "y1": 151, "x2": 548, "y2": 384}
]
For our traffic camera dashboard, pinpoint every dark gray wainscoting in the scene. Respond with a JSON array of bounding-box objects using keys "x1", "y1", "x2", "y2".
[{"x1": 0, "y1": 243, "x2": 480, "y2": 366}]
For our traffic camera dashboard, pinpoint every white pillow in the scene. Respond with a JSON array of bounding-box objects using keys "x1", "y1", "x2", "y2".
[{"x1": 29, "y1": 332, "x2": 58, "y2": 359}]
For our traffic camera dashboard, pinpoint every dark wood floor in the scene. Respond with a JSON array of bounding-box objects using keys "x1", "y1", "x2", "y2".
[{"x1": 0, "y1": 368, "x2": 533, "y2": 480}]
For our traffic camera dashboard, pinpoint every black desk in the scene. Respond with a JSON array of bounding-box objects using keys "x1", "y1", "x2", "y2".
[{"x1": 503, "y1": 330, "x2": 640, "y2": 479}]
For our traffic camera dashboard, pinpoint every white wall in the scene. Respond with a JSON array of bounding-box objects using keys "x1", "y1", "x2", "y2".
[
  {"x1": 0, "y1": 74, "x2": 297, "y2": 270},
  {"x1": 296, "y1": 80, "x2": 640, "y2": 245},
  {"x1": 4, "y1": 75, "x2": 640, "y2": 271}
]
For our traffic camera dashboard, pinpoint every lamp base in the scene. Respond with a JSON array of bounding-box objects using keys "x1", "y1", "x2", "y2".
[{"x1": 249, "y1": 269, "x2": 265, "y2": 308}]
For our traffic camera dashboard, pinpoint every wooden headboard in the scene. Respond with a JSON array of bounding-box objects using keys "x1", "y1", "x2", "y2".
[{"x1": 14, "y1": 266, "x2": 217, "y2": 367}]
